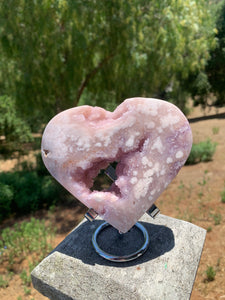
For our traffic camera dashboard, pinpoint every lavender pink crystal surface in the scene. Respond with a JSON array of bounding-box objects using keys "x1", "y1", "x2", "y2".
[{"x1": 41, "y1": 98, "x2": 192, "y2": 233}]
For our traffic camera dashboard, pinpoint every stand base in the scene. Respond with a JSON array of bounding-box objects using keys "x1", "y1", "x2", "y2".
[
  {"x1": 92, "y1": 222, "x2": 150, "y2": 262},
  {"x1": 31, "y1": 214, "x2": 206, "y2": 300}
]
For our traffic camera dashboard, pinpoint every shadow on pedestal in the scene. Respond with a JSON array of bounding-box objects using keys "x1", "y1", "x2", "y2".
[{"x1": 52, "y1": 220, "x2": 175, "y2": 267}]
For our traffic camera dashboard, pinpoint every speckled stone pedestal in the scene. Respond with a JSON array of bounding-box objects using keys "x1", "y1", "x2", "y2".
[{"x1": 31, "y1": 214, "x2": 206, "y2": 300}]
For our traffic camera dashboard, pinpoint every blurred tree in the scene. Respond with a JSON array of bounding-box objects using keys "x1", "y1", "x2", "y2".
[
  {"x1": 205, "y1": 0, "x2": 225, "y2": 106},
  {"x1": 0, "y1": 95, "x2": 32, "y2": 148},
  {"x1": 183, "y1": 0, "x2": 225, "y2": 108},
  {"x1": 0, "y1": 0, "x2": 216, "y2": 129}
]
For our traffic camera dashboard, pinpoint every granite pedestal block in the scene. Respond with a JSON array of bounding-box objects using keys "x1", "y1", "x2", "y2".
[{"x1": 31, "y1": 214, "x2": 206, "y2": 300}]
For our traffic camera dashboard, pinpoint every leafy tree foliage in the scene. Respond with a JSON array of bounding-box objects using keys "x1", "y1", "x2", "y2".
[
  {"x1": 185, "y1": 1, "x2": 225, "y2": 108},
  {"x1": 0, "y1": 0, "x2": 216, "y2": 129},
  {"x1": 206, "y1": 1, "x2": 225, "y2": 106},
  {"x1": 0, "y1": 96, "x2": 32, "y2": 146}
]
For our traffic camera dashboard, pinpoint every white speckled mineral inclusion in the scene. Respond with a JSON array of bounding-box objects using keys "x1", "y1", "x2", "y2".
[{"x1": 41, "y1": 98, "x2": 192, "y2": 233}]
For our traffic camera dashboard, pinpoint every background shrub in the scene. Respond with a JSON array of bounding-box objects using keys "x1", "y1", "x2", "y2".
[
  {"x1": 0, "y1": 153, "x2": 67, "y2": 221},
  {"x1": 35, "y1": 152, "x2": 50, "y2": 176},
  {"x1": 0, "y1": 171, "x2": 41, "y2": 214},
  {"x1": 0, "y1": 170, "x2": 65, "y2": 218},
  {"x1": 0, "y1": 95, "x2": 33, "y2": 154},
  {"x1": 186, "y1": 139, "x2": 217, "y2": 165},
  {"x1": 0, "y1": 183, "x2": 14, "y2": 221}
]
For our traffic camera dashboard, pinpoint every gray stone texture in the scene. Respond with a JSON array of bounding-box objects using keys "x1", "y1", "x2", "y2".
[{"x1": 31, "y1": 214, "x2": 206, "y2": 300}]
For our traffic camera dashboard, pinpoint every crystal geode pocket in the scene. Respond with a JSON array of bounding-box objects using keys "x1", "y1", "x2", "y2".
[{"x1": 41, "y1": 98, "x2": 192, "y2": 232}]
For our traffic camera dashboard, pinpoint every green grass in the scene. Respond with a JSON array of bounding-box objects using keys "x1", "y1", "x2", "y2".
[
  {"x1": 186, "y1": 139, "x2": 217, "y2": 165},
  {"x1": 205, "y1": 266, "x2": 216, "y2": 282},
  {"x1": 214, "y1": 214, "x2": 222, "y2": 225},
  {"x1": 212, "y1": 127, "x2": 219, "y2": 135},
  {"x1": 221, "y1": 188, "x2": 225, "y2": 203},
  {"x1": 211, "y1": 213, "x2": 222, "y2": 225},
  {"x1": 0, "y1": 218, "x2": 55, "y2": 294},
  {"x1": 0, "y1": 275, "x2": 9, "y2": 288},
  {"x1": 0, "y1": 218, "x2": 55, "y2": 266},
  {"x1": 20, "y1": 270, "x2": 32, "y2": 287},
  {"x1": 24, "y1": 286, "x2": 31, "y2": 295},
  {"x1": 207, "y1": 226, "x2": 212, "y2": 233}
]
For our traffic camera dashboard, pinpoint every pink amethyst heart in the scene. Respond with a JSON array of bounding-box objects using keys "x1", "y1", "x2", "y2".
[{"x1": 41, "y1": 98, "x2": 192, "y2": 233}]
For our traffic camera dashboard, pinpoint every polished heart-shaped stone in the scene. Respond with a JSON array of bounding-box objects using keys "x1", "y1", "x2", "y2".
[{"x1": 41, "y1": 98, "x2": 192, "y2": 233}]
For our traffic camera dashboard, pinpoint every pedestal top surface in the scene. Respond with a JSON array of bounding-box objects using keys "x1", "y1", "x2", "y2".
[{"x1": 31, "y1": 214, "x2": 206, "y2": 300}]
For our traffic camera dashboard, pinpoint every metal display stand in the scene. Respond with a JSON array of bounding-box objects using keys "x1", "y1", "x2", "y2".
[
  {"x1": 92, "y1": 221, "x2": 150, "y2": 262},
  {"x1": 85, "y1": 165, "x2": 160, "y2": 262}
]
